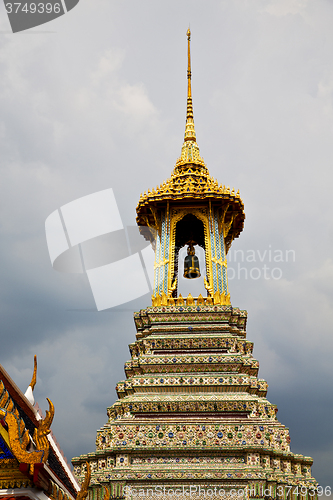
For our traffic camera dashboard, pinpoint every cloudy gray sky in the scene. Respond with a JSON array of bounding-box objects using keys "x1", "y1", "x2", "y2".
[{"x1": 0, "y1": 0, "x2": 332, "y2": 486}]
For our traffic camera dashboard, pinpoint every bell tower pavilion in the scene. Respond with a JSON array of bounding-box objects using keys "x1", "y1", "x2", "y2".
[{"x1": 136, "y1": 29, "x2": 245, "y2": 307}]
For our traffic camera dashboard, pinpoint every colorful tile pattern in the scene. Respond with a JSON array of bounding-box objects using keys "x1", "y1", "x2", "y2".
[{"x1": 73, "y1": 305, "x2": 317, "y2": 495}]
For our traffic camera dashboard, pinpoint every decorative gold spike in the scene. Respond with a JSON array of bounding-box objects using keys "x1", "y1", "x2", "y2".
[
  {"x1": 231, "y1": 188, "x2": 235, "y2": 196},
  {"x1": 213, "y1": 291, "x2": 221, "y2": 305},
  {"x1": 176, "y1": 294, "x2": 184, "y2": 306},
  {"x1": 161, "y1": 292, "x2": 168, "y2": 306},
  {"x1": 167, "y1": 296, "x2": 175, "y2": 306},
  {"x1": 155, "y1": 294, "x2": 162, "y2": 306},
  {"x1": 29, "y1": 355, "x2": 37, "y2": 391},
  {"x1": 77, "y1": 462, "x2": 91, "y2": 500},
  {"x1": 186, "y1": 293, "x2": 194, "y2": 306},
  {"x1": 220, "y1": 292, "x2": 231, "y2": 306},
  {"x1": 197, "y1": 294, "x2": 204, "y2": 305},
  {"x1": 206, "y1": 295, "x2": 213, "y2": 305},
  {"x1": 33, "y1": 398, "x2": 54, "y2": 463}
]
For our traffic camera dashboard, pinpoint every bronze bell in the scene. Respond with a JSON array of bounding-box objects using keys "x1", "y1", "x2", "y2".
[{"x1": 183, "y1": 243, "x2": 201, "y2": 279}]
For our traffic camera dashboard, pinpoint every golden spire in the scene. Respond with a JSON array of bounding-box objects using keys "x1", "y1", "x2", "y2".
[
  {"x1": 184, "y1": 28, "x2": 196, "y2": 142},
  {"x1": 175, "y1": 29, "x2": 206, "y2": 170}
]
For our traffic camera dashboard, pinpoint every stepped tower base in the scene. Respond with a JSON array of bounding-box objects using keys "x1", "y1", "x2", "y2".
[{"x1": 72, "y1": 303, "x2": 317, "y2": 498}]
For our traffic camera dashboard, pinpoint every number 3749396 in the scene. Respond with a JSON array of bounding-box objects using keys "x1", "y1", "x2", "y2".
[
  {"x1": 277, "y1": 486, "x2": 331, "y2": 497},
  {"x1": 5, "y1": 3, "x2": 61, "y2": 14}
]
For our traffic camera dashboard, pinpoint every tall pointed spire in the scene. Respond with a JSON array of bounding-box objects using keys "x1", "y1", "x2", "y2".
[
  {"x1": 175, "y1": 29, "x2": 206, "y2": 170},
  {"x1": 184, "y1": 28, "x2": 196, "y2": 142}
]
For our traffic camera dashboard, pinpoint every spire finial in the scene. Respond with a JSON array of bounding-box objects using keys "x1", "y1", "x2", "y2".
[
  {"x1": 187, "y1": 27, "x2": 191, "y2": 99},
  {"x1": 184, "y1": 27, "x2": 196, "y2": 142},
  {"x1": 174, "y1": 29, "x2": 206, "y2": 169}
]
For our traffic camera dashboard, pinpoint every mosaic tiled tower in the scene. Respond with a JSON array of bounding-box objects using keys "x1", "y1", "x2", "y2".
[{"x1": 72, "y1": 30, "x2": 318, "y2": 497}]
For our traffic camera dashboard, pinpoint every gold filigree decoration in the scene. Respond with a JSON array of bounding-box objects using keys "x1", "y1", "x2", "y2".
[
  {"x1": 154, "y1": 257, "x2": 169, "y2": 270},
  {"x1": 0, "y1": 471, "x2": 32, "y2": 490},
  {"x1": 204, "y1": 277, "x2": 214, "y2": 297},
  {"x1": 0, "y1": 458, "x2": 18, "y2": 468},
  {"x1": 211, "y1": 256, "x2": 227, "y2": 268},
  {"x1": 33, "y1": 398, "x2": 54, "y2": 463},
  {"x1": 76, "y1": 462, "x2": 91, "y2": 500},
  {"x1": 218, "y1": 204, "x2": 229, "y2": 236},
  {"x1": 0, "y1": 380, "x2": 16, "y2": 415},
  {"x1": 151, "y1": 293, "x2": 224, "y2": 307},
  {"x1": 168, "y1": 277, "x2": 177, "y2": 297},
  {"x1": 48, "y1": 479, "x2": 74, "y2": 500},
  {"x1": 0, "y1": 398, "x2": 54, "y2": 468},
  {"x1": 137, "y1": 173, "x2": 243, "y2": 213},
  {"x1": 149, "y1": 206, "x2": 161, "y2": 238},
  {"x1": 0, "y1": 408, "x2": 41, "y2": 464},
  {"x1": 223, "y1": 212, "x2": 237, "y2": 240}
]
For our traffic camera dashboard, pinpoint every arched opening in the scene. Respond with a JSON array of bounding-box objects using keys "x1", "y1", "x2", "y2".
[{"x1": 172, "y1": 213, "x2": 207, "y2": 297}]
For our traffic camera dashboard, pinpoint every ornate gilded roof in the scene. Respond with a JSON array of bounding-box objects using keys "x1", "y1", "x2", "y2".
[
  {"x1": 0, "y1": 363, "x2": 78, "y2": 498},
  {"x1": 136, "y1": 29, "x2": 245, "y2": 247}
]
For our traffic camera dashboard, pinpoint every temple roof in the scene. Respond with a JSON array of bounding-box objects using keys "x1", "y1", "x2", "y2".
[{"x1": 0, "y1": 363, "x2": 79, "y2": 499}]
